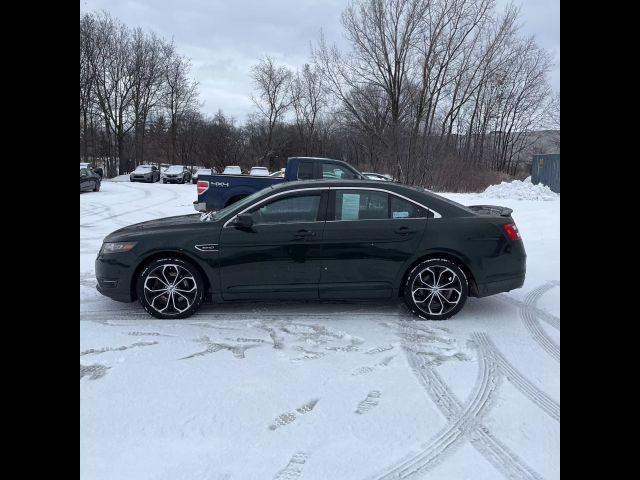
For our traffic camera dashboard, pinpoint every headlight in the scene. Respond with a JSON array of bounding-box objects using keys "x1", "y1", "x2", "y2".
[{"x1": 100, "y1": 242, "x2": 137, "y2": 254}]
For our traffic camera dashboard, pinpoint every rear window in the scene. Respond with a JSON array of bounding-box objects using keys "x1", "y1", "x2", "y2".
[{"x1": 297, "y1": 162, "x2": 314, "y2": 180}]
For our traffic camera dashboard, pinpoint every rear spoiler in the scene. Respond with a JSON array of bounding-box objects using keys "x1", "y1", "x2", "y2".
[{"x1": 467, "y1": 205, "x2": 513, "y2": 217}]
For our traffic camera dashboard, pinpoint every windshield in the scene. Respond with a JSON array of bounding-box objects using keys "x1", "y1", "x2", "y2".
[
  {"x1": 166, "y1": 166, "x2": 184, "y2": 173},
  {"x1": 134, "y1": 165, "x2": 152, "y2": 172}
]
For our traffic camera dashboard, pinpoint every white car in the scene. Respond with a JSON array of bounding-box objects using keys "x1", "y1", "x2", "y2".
[
  {"x1": 249, "y1": 166, "x2": 270, "y2": 176},
  {"x1": 192, "y1": 168, "x2": 214, "y2": 184},
  {"x1": 269, "y1": 168, "x2": 286, "y2": 178},
  {"x1": 222, "y1": 166, "x2": 242, "y2": 175}
]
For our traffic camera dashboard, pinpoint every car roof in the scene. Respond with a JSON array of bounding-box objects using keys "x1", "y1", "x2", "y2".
[{"x1": 256, "y1": 179, "x2": 471, "y2": 216}]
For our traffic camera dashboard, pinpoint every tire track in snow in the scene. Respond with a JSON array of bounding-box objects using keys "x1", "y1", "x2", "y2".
[
  {"x1": 80, "y1": 340, "x2": 158, "y2": 356},
  {"x1": 80, "y1": 183, "x2": 152, "y2": 219},
  {"x1": 520, "y1": 283, "x2": 560, "y2": 362},
  {"x1": 371, "y1": 324, "x2": 499, "y2": 479},
  {"x1": 422, "y1": 364, "x2": 543, "y2": 480},
  {"x1": 472, "y1": 332, "x2": 559, "y2": 422},
  {"x1": 497, "y1": 294, "x2": 560, "y2": 330},
  {"x1": 80, "y1": 184, "x2": 182, "y2": 227}
]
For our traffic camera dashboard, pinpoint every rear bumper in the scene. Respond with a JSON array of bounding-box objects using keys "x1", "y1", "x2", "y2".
[{"x1": 475, "y1": 274, "x2": 525, "y2": 297}]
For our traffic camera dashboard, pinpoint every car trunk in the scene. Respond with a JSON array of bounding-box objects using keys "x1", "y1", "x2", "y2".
[{"x1": 466, "y1": 205, "x2": 513, "y2": 217}]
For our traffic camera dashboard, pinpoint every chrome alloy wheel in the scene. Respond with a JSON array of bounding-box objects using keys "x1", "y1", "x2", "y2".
[
  {"x1": 411, "y1": 266, "x2": 463, "y2": 317},
  {"x1": 143, "y1": 264, "x2": 198, "y2": 315}
]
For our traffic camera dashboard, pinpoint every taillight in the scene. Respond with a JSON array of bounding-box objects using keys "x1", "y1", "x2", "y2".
[
  {"x1": 503, "y1": 223, "x2": 521, "y2": 241},
  {"x1": 196, "y1": 180, "x2": 209, "y2": 196}
]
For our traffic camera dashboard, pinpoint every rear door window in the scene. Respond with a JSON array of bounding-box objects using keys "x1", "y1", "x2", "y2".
[{"x1": 334, "y1": 190, "x2": 388, "y2": 220}]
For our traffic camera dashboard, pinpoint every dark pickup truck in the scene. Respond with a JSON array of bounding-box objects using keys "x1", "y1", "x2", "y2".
[{"x1": 193, "y1": 156, "x2": 365, "y2": 212}]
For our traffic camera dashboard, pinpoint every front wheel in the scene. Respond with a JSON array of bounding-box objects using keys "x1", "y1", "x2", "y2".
[
  {"x1": 403, "y1": 258, "x2": 468, "y2": 320},
  {"x1": 136, "y1": 257, "x2": 205, "y2": 319},
  {"x1": 93, "y1": 181, "x2": 101, "y2": 192}
]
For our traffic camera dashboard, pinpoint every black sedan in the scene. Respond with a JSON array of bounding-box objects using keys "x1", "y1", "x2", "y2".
[
  {"x1": 80, "y1": 168, "x2": 101, "y2": 192},
  {"x1": 95, "y1": 180, "x2": 526, "y2": 320}
]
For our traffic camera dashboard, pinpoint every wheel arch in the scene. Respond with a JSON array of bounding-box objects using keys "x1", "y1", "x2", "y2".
[
  {"x1": 397, "y1": 250, "x2": 479, "y2": 298},
  {"x1": 130, "y1": 250, "x2": 212, "y2": 301}
]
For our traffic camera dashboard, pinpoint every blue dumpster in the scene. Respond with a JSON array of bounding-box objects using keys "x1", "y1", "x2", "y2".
[{"x1": 531, "y1": 154, "x2": 560, "y2": 193}]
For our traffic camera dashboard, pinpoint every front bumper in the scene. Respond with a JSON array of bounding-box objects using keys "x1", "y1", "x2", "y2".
[{"x1": 95, "y1": 254, "x2": 136, "y2": 302}]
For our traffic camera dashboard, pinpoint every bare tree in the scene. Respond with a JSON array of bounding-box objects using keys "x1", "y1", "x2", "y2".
[
  {"x1": 164, "y1": 52, "x2": 199, "y2": 164},
  {"x1": 87, "y1": 12, "x2": 138, "y2": 174},
  {"x1": 130, "y1": 28, "x2": 172, "y2": 167},
  {"x1": 250, "y1": 56, "x2": 293, "y2": 169}
]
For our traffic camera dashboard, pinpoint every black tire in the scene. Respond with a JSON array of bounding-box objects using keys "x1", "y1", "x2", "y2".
[
  {"x1": 93, "y1": 180, "x2": 101, "y2": 192},
  {"x1": 403, "y1": 258, "x2": 468, "y2": 320},
  {"x1": 162, "y1": 179, "x2": 167, "y2": 184},
  {"x1": 136, "y1": 257, "x2": 205, "y2": 319}
]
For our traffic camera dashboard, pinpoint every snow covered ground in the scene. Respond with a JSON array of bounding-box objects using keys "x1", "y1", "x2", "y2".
[{"x1": 80, "y1": 179, "x2": 559, "y2": 480}]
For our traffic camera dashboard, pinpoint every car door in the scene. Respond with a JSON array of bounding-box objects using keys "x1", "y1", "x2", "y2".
[
  {"x1": 319, "y1": 187, "x2": 429, "y2": 299},
  {"x1": 218, "y1": 188, "x2": 329, "y2": 300}
]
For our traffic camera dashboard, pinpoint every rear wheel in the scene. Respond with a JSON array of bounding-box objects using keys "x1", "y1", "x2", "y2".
[
  {"x1": 136, "y1": 257, "x2": 205, "y2": 319},
  {"x1": 403, "y1": 258, "x2": 468, "y2": 320}
]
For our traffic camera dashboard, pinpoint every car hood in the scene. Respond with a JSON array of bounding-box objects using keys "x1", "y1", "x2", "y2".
[{"x1": 104, "y1": 214, "x2": 207, "y2": 241}]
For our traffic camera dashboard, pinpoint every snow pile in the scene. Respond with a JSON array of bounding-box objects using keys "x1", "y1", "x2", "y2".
[{"x1": 480, "y1": 177, "x2": 558, "y2": 201}]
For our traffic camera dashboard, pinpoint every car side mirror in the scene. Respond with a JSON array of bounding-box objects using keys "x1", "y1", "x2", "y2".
[{"x1": 232, "y1": 213, "x2": 254, "y2": 229}]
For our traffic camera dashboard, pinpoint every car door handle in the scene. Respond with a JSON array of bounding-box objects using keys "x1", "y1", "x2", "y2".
[
  {"x1": 395, "y1": 227, "x2": 417, "y2": 235},
  {"x1": 293, "y1": 230, "x2": 316, "y2": 239}
]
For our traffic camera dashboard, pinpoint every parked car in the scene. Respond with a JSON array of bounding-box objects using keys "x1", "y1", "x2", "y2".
[
  {"x1": 162, "y1": 165, "x2": 192, "y2": 184},
  {"x1": 130, "y1": 164, "x2": 160, "y2": 183},
  {"x1": 250, "y1": 166, "x2": 270, "y2": 176},
  {"x1": 95, "y1": 179, "x2": 526, "y2": 320},
  {"x1": 195, "y1": 157, "x2": 365, "y2": 212},
  {"x1": 80, "y1": 168, "x2": 101, "y2": 192},
  {"x1": 192, "y1": 168, "x2": 214, "y2": 184},
  {"x1": 222, "y1": 166, "x2": 242, "y2": 175},
  {"x1": 363, "y1": 172, "x2": 393, "y2": 181},
  {"x1": 80, "y1": 162, "x2": 103, "y2": 178}
]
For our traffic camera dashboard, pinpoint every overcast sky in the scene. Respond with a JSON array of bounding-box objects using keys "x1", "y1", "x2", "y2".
[{"x1": 80, "y1": 0, "x2": 559, "y2": 122}]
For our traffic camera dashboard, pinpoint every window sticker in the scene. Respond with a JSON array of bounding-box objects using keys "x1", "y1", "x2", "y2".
[
  {"x1": 393, "y1": 211, "x2": 409, "y2": 218},
  {"x1": 341, "y1": 193, "x2": 361, "y2": 220}
]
